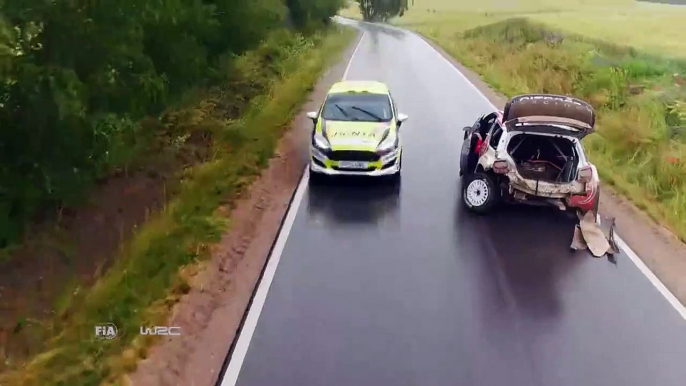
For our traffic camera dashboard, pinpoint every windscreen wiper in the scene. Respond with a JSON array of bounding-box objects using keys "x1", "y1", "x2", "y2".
[
  {"x1": 334, "y1": 104, "x2": 349, "y2": 118},
  {"x1": 351, "y1": 106, "x2": 383, "y2": 121}
]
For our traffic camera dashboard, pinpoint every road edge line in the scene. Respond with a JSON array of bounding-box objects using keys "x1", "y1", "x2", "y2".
[
  {"x1": 408, "y1": 26, "x2": 686, "y2": 320},
  {"x1": 343, "y1": 31, "x2": 365, "y2": 80},
  {"x1": 215, "y1": 28, "x2": 366, "y2": 386},
  {"x1": 217, "y1": 168, "x2": 310, "y2": 386}
]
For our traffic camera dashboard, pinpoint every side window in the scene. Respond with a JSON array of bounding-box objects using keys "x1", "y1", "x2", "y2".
[
  {"x1": 477, "y1": 112, "x2": 497, "y2": 137},
  {"x1": 389, "y1": 93, "x2": 397, "y2": 117}
]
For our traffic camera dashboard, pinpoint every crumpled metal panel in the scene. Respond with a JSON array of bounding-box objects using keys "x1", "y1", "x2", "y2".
[{"x1": 570, "y1": 210, "x2": 619, "y2": 257}]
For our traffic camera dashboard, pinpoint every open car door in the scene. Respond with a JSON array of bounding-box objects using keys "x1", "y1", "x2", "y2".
[{"x1": 460, "y1": 113, "x2": 498, "y2": 176}]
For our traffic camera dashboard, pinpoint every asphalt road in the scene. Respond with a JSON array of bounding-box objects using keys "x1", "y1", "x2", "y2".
[{"x1": 222, "y1": 20, "x2": 686, "y2": 386}]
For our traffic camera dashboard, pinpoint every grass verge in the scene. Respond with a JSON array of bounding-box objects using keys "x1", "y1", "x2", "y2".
[
  {"x1": 0, "y1": 25, "x2": 355, "y2": 386},
  {"x1": 407, "y1": 17, "x2": 686, "y2": 241}
]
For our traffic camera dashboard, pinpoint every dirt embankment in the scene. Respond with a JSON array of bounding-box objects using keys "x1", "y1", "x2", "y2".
[{"x1": 0, "y1": 125, "x2": 210, "y2": 368}]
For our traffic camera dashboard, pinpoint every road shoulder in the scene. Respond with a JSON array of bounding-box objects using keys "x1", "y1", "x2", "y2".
[
  {"x1": 126, "y1": 30, "x2": 363, "y2": 386},
  {"x1": 418, "y1": 32, "x2": 686, "y2": 307}
]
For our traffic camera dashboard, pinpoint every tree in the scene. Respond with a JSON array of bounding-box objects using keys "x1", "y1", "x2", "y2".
[
  {"x1": 285, "y1": 0, "x2": 346, "y2": 28},
  {"x1": 356, "y1": 0, "x2": 412, "y2": 21},
  {"x1": 0, "y1": 0, "x2": 347, "y2": 247}
]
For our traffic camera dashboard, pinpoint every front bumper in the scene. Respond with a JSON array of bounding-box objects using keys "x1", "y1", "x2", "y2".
[{"x1": 309, "y1": 146, "x2": 401, "y2": 176}]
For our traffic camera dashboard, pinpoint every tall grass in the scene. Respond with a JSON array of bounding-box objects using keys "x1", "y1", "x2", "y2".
[
  {"x1": 0, "y1": 25, "x2": 355, "y2": 386},
  {"x1": 417, "y1": 17, "x2": 686, "y2": 240},
  {"x1": 386, "y1": 0, "x2": 686, "y2": 59}
]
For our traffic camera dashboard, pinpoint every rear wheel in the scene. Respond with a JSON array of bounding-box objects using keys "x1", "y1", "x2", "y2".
[{"x1": 462, "y1": 172, "x2": 499, "y2": 214}]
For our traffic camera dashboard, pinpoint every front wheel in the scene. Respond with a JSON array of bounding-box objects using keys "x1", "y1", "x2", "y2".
[{"x1": 462, "y1": 172, "x2": 499, "y2": 214}]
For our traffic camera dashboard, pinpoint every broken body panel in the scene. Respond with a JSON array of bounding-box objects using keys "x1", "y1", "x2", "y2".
[{"x1": 479, "y1": 130, "x2": 599, "y2": 212}]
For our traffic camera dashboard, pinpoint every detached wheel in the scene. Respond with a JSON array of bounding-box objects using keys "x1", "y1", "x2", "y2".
[{"x1": 462, "y1": 172, "x2": 498, "y2": 214}]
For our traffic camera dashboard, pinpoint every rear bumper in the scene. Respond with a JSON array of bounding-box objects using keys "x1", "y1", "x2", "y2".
[
  {"x1": 310, "y1": 146, "x2": 401, "y2": 176},
  {"x1": 508, "y1": 184, "x2": 598, "y2": 212}
]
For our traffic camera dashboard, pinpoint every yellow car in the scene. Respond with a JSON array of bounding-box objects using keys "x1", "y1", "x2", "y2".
[{"x1": 306, "y1": 81, "x2": 407, "y2": 181}]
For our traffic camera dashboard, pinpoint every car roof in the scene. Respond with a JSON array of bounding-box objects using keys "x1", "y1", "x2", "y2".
[{"x1": 328, "y1": 81, "x2": 389, "y2": 95}]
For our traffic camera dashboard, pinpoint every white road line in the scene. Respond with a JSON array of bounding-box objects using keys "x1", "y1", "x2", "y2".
[
  {"x1": 615, "y1": 237, "x2": 686, "y2": 319},
  {"x1": 220, "y1": 171, "x2": 309, "y2": 386},
  {"x1": 411, "y1": 28, "x2": 686, "y2": 320},
  {"x1": 219, "y1": 29, "x2": 367, "y2": 386},
  {"x1": 343, "y1": 31, "x2": 365, "y2": 80}
]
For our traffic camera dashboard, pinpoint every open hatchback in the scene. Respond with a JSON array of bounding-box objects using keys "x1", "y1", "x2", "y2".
[{"x1": 460, "y1": 94, "x2": 600, "y2": 216}]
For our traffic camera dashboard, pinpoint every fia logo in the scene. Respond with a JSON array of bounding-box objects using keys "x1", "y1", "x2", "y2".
[{"x1": 95, "y1": 323, "x2": 118, "y2": 339}]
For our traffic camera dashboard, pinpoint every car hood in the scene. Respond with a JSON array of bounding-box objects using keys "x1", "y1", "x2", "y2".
[{"x1": 323, "y1": 120, "x2": 393, "y2": 151}]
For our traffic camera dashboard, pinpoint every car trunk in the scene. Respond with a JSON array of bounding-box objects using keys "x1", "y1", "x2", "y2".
[{"x1": 507, "y1": 134, "x2": 578, "y2": 183}]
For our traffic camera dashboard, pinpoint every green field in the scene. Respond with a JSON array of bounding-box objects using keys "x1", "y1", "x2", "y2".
[
  {"x1": 385, "y1": 0, "x2": 686, "y2": 58},
  {"x1": 340, "y1": 0, "x2": 686, "y2": 241},
  {"x1": 341, "y1": 0, "x2": 686, "y2": 58}
]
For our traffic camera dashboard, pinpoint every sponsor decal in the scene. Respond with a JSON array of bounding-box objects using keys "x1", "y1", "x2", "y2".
[
  {"x1": 329, "y1": 125, "x2": 388, "y2": 140},
  {"x1": 330, "y1": 130, "x2": 378, "y2": 139},
  {"x1": 514, "y1": 95, "x2": 592, "y2": 111}
]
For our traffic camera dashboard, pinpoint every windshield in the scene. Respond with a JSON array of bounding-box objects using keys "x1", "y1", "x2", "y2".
[{"x1": 321, "y1": 93, "x2": 393, "y2": 122}]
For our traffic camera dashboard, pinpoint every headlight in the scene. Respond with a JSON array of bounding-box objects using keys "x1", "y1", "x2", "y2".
[
  {"x1": 376, "y1": 129, "x2": 398, "y2": 155},
  {"x1": 312, "y1": 131, "x2": 331, "y2": 150}
]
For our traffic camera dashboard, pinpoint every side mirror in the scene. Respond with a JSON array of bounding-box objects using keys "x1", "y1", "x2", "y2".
[
  {"x1": 306, "y1": 111, "x2": 319, "y2": 122},
  {"x1": 397, "y1": 113, "x2": 408, "y2": 124}
]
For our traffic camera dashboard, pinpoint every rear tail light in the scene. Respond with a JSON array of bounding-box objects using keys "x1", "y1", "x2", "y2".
[
  {"x1": 493, "y1": 159, "x2": 509, "y2": 174},
  {"x1": 578, "y1": 166, "x2": 593, "y2": 183}
]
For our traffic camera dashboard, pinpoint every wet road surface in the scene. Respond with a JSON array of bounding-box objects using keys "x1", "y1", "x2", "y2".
[{"x1": 223, "y1": 20, "x2": 686, "y2": 386}]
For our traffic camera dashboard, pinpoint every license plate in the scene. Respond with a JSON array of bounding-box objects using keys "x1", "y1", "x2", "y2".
[{"x1": 338, "y1": 161, "x2": 369, "y2": 169}]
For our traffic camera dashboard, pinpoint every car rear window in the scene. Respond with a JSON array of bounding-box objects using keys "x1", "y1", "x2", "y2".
[{"x1": 322, "y1": 93, "x2": 392, "y2": 122}]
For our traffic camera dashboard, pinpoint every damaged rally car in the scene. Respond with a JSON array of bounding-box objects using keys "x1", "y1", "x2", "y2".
[
  {"x1": 306, "y1": 81, "x2": 407, "y2": 182},
  {"x1": 460, "y1": 94, "x2": 600, "y2": 217}
]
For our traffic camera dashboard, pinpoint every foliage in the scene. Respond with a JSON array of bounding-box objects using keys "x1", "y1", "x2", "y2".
[
  {"x1": 0, "y1": 0, "x2": 344, "y2": 248},
  {"x1": 287, "y1": 0, "x2": 347, "y2": 28},
  {"x1": 356, "y1": 0, "x2": 413, "y2": 21}
]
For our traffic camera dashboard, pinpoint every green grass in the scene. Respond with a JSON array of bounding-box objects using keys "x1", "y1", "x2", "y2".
[
  {"x1": 340, "y1": 1, "x2": 686, "y2": 241},
  {"x1": 391, "y1": 0, "x2": 686, "y2": 59},
  {"x1": 432, "y1": 20, "x2": 686, "y2": 241},
  {"x1": 0, "y1": 25, "x2": 355, "y2": 386}
]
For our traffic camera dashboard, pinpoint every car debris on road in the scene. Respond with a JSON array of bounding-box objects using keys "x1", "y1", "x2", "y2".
[{"x1": 571, "y1": 211, "x2": 619, "y2": 258}]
